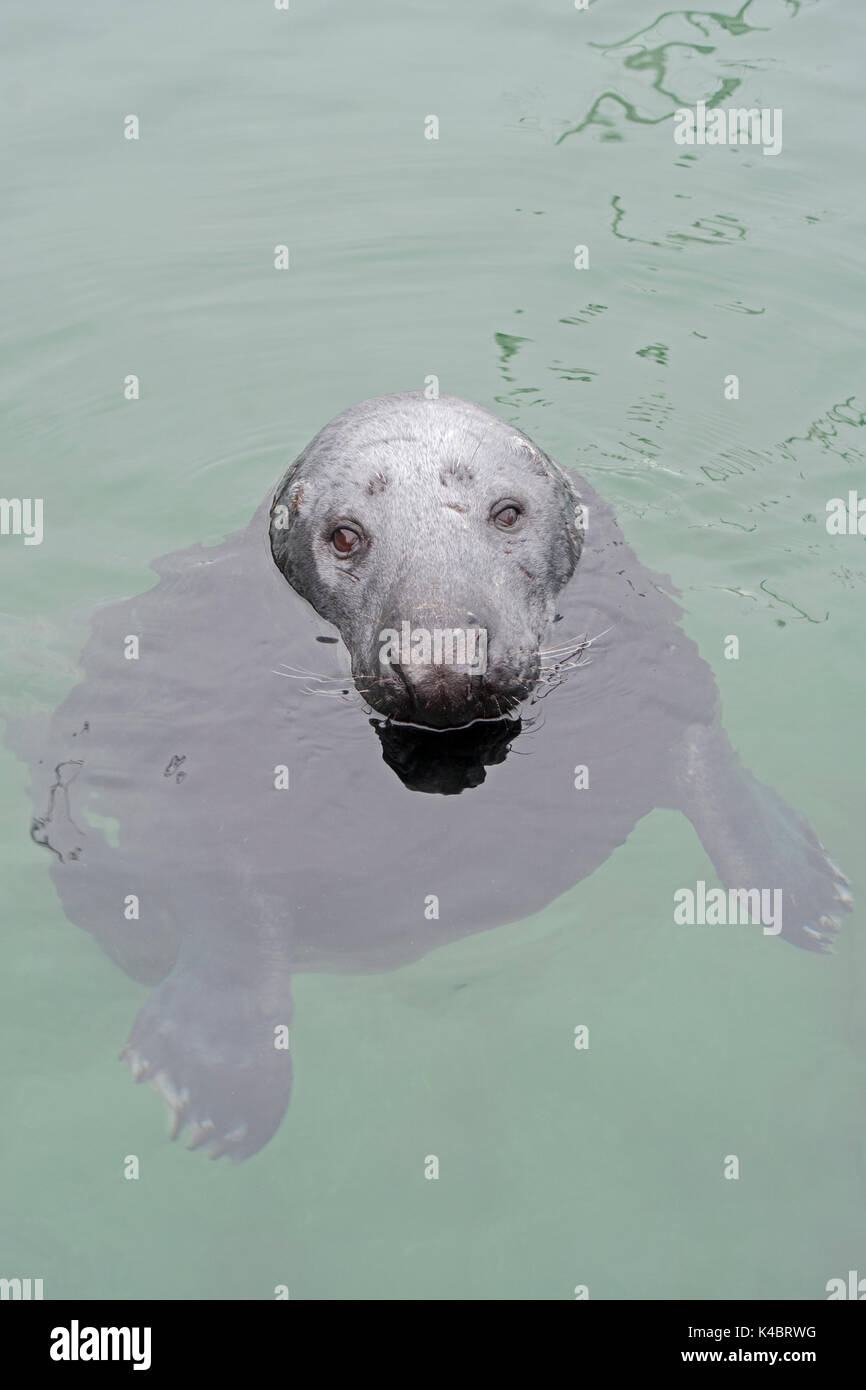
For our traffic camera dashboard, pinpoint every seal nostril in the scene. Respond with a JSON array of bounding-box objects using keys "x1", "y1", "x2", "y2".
[{"x1": 391, "y1": 662, "x2": 415, "y2": 702}]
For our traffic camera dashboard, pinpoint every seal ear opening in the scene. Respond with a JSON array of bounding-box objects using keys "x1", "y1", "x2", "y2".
[
  {"x1": 268, "y1": 455, "x2": 307, "y2": 581},
  {"x1": 269, "y1": 500, "x2": 292, "y2": 579},
  {"x1": 548, "y1": 458, "x2": 585, "y2": 583}
]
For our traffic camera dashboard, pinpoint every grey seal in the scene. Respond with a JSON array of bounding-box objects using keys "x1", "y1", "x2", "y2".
[
  {"x1": 21, "y1": 393, "x2": 851, "y2": 1157},
  {"x1": 268, "y1": 393, "x2": 583, "y2": 728}
]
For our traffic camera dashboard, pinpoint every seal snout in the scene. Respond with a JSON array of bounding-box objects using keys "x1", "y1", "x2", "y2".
[
  {"x1": 364, "y1": 662, "x2": 530, "y2": 728},
  {"x1": 390, "y1": 660, "x2": 497, "y2": 729},
  {"x1": 358, "y1": 613, "x2": 538, "y2": 728}
]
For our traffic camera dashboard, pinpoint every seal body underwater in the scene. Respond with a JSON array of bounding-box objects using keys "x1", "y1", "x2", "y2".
[{"x1": 23, "y1": 393, "x2": 851, "y2": 1157}]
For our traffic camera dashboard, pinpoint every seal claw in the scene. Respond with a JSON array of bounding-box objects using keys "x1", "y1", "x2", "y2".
[
  {"x1": 168, "y1": 1099, "x2": 190, "y2": 1141},
  {"x1": 187, "y1": 1121, "x2": 217, "y2": 1151},
  {"x1": 826, "y1": 856, "x2": 850, "y2": 887},
  {"x1": 121, "y1": 1049, "x2": 158, "y2": 1083}
]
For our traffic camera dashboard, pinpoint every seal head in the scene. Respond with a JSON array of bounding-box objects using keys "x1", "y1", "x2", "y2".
[{"x1": 269, "y1": 393, "x2": 584, "y2": 728}]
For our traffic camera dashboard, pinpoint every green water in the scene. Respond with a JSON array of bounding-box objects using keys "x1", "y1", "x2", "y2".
[{"x1": 1, "y1": 0, "x2": 864, "y2": 1299}]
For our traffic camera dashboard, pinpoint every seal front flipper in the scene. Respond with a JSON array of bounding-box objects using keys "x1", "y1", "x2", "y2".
[
  {"x1": 670, "y1": 720, "x2": 852, "y2": 952},
  {"x1": 121, "y1": 909, "x2": 295, "y2": 1160}
]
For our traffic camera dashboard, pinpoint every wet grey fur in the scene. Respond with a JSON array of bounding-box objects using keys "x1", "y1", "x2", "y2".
[{"x1": 19, "y1": 394, "x2": 851, "y2": 1158}]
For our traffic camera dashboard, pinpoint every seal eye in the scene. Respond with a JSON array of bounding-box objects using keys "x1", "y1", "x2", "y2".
[
  {"x1": 492, "y1": 504, "x2": 522, "y2": 530},
  {"x1": 331, "y1": 526, "x2": 361, "y2": 556}
]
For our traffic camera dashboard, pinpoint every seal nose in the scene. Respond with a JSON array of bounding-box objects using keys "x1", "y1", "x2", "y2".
[
  {"x1": 368, "y1": 598, "x2": 535, "y2": 726},
  {"x1": 374, "y1": 606, "x2": 492, "y2": 726}
]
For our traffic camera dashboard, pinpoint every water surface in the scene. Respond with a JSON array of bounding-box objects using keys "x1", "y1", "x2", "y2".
[{"x1": 1, "y1": 0, "x2": 864, "y2": 1299}]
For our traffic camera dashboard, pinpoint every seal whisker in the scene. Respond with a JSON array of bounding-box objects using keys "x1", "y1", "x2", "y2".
[
  {"x1": 275, "y1": 663, "x2": 380, "y2": 683},
  {"x1": 273, "y1": 669, "x2": 339, "y2": 683},
  {"x1": 539, "y1": 634, "x2": 584, "y2": 649},
  {"x1": 274, "y1": 662, "x2": 350, "y2": 681},
  {"x1": 538, "y1": 626, "x2": 612, "y2": 657}
]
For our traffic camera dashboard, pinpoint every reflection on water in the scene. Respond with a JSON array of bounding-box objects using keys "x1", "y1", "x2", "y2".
[{"x1": 557, "y1": 1, "x2": 803, "y2": 144}]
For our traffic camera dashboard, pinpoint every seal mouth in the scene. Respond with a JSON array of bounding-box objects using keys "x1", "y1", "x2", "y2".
[
  {"x1": 356, "y1": 664, "x2": 534, "y2": 730},
  {"x1": 374, "y1": 708, "x2": 522, "y2": 734}
]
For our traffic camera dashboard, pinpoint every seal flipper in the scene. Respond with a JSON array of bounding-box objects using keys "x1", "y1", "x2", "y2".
[
  {"x1": 121, "y1": 901, "x2": 295, "y2": 1160},
  {"x1": 669, "y1": 720, "x2": 852, "y2": 952}
]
